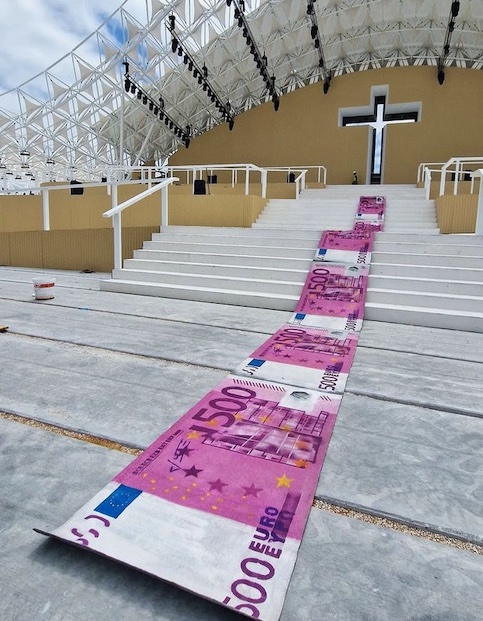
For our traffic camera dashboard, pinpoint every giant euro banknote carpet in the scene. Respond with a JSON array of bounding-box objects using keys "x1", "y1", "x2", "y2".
[{"x1": 36, "y1": 196, "x2": 386, "y2": 621}]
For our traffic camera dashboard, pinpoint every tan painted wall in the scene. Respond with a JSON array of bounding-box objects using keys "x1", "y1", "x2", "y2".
[
  {"x1": 0, "y1": 227, "x2": 159, "y2": 272},
  {"x1": 169, "y1": 194, "x2": 266, "y2": 227},
  {"x1": 0, "y1": 194, "x2": 267, "y2": 270},
  {"x1": 169, "y1": 66, "x2": 483, "y2": 186},
  {"x1": 435, "y1": 194, "x2": 478, "y2": 234},
  {"x1": 0, "y1": 184, "x2": 268, "y2": 233}
]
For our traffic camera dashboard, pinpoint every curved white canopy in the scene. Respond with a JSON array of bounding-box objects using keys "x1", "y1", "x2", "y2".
[{"x1": 0, "y1": 0, "x2": 481, "y2": 179}]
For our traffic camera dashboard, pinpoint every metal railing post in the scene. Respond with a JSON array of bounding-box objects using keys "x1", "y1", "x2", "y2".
[
  {"x1": 453, "y1": 158, "x2": 460, "y2": 196},
  {"x1": 110, "y1": 184, "x2": 122, "y2": 271},
  {"x1": 161, "y1": 184, "x2": 169, "y2": 227},
  {"x1": 474, "y1": 170, "x2": 483, "y2": 235},
  {"x1": 439, "y1": 162, "x2": 449, "y2": 196},
  {"x1": 245, "y1": 165, "x2": 250, "y2": 195},
  {"x1": 261, "y1": 170, "x2": 267, "y2": 198},
  {"x1": 424, "y1": 168, "x2": 432, "y2": 200},
  {"x1": 41, "y1": 189, "x2": 50, "y2": 231}
]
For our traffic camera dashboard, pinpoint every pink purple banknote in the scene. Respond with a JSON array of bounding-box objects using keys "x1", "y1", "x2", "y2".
[
  {"x1": 39, "y1": 376, "x2": 341, "y2": 621},
  {"x1": 38, "y1": 195, "x2": 385, "y2": 620}
]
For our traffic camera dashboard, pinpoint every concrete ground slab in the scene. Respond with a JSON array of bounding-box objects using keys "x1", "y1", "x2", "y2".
[
  {"x1": 318, "y1": 393, "x2": 483, "y2": 542},
  {"x1": 1, "y1": 267, "x2": 482, "y2": 620},
  {"x1": 2, "y1": 419, "x2": 482, "y2": 621}
]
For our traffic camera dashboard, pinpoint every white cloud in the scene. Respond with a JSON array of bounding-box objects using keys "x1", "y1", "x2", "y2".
[{"x1": 0, "y1": 0, "x2": 126, "y2": 99}]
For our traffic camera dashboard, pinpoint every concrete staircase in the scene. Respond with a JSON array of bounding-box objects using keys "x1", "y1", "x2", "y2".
[{"x1": 100, "y1": 185, "x2": 483, "y2": 332}]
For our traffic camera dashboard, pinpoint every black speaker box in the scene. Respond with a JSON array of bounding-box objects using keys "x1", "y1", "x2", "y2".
[
  {"x1": 194, "y1": 179, "x2": 207, "y2": 194},
  {"x1": 70, "y1": 180, "x2": 84, "y2": 195}
]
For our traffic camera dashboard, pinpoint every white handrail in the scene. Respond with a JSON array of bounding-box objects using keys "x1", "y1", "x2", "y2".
[
  {"x1": 102, "y1": 176, "x2": 179, "y2": 271},
  {"x1": 439, "y1": 156, "x2": 483, "y2": 196},
  {"x1": 417, "y1": 162, "x2": 444, "y2": 184},
  {"x1": 472, "y1": 169, "x2": 483, "y2": 235},
  {"x1": 102, "y1": 177, "x2": 178, "y2": 218}
]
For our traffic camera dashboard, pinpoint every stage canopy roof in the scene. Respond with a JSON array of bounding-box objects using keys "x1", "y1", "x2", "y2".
[{"x1": 0, "y1": 0, "x2": 481, "y2": 177}]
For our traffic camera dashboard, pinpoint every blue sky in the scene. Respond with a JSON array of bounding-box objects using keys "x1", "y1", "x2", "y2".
[{"x1": 0, "y1": 0, "x2": 126, "y2": 98}]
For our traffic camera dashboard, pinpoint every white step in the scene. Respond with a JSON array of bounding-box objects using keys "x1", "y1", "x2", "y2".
[
  {"x1": 376, "y1": 232, "x2": 481, "y2": 245},
  {"x1": 132, "y1": 249, "x2": 313, "y2": 270},
  {"x1": 124, "y1": 259, "x2": 308, "y2": 282},
  {"x1": 152, "y1": 232, "x2": 320, "y2": 247},
  {"x1": 100, "y1": 279, "x2": 298, "y2": 311},
  {"x1": 159, "y1": 226, "x2": 320, "y2": 240},
  {"x1": 368, "y1": 274, "x2": 483, "y2": 296},
  {"x1": 370, "y1": 262, "x2": 483, "y2": 281},
  {"x1": 366, "y1": 288, "x2": 483, "y2": 312},
  {"x1": 365, "y1": 302, "x2": 483, "y2": 333},
  {"x1": 372, "y1": 252, "x2": 483, "y2": 268},
  {"x1": 142, "y1": 240, "x2": 315, "y2": 259},
  {"x1": 373, "y1": 242, "x2": 483, "y2": 256},
  {"x1": 112, "y1": 268, "x2": 304, "y2": 297}
]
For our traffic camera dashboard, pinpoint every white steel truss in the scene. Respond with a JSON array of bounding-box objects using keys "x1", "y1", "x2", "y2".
[{"x1": 0, "y1": 0, "x2": 481, "y2": 180}]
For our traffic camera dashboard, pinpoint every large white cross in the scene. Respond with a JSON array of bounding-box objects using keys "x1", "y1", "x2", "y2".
[{"x1": 341, "y1": 89, "x2": 420, "y2": 184}]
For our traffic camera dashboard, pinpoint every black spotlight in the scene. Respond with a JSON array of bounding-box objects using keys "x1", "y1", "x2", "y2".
[
  {"x1": 311, "y1": 25, "x2": 317, "y2": 39},
  {"x1": 124, "y1": 77, "x2": 131, "y2": 92},
  {"x1": 130, "y1": 83, "x2": 136, "y2": 94},
  {"x1": 142, "y1": 95, "x2": 148, "y2": 104},
  {"x1": 274, "y1": 98, "x2": 280, "y2": 112},
  {"x1": 137, "y1": 89, "x2": 142, "y2": 99},
  {"x1": 323, "y1": 79, "x2": 330, "y2": 94},
  {"x1": 229, "y1": 118, "x2": 235, "y2": 131},
  {"x1": 438, "y1": 69, "x2": 445, "y2": 85},
  {"x1": 171, "y1": 38, "x2": 178, "y2": 53},
  {"x1": 451, "y1": 1, "x2": 460, "y2": 17},
  {"x1": 169, "y1": 14, "x2": 175, "y2": 30}
]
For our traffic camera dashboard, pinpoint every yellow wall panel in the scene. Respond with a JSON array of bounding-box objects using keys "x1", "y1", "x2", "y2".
[
  {"x1": 435, "y1": 195, "x2": 477, "y2": 233},
  {"x1": 0, "y1": 233, "x2": 10, "y2": 265},
  {"x1": 9, "y1": 232, "x2": 43, "y2": 266},
  {"x1": 1, "y1": 196, "x2": 43, "y2": 232}
]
